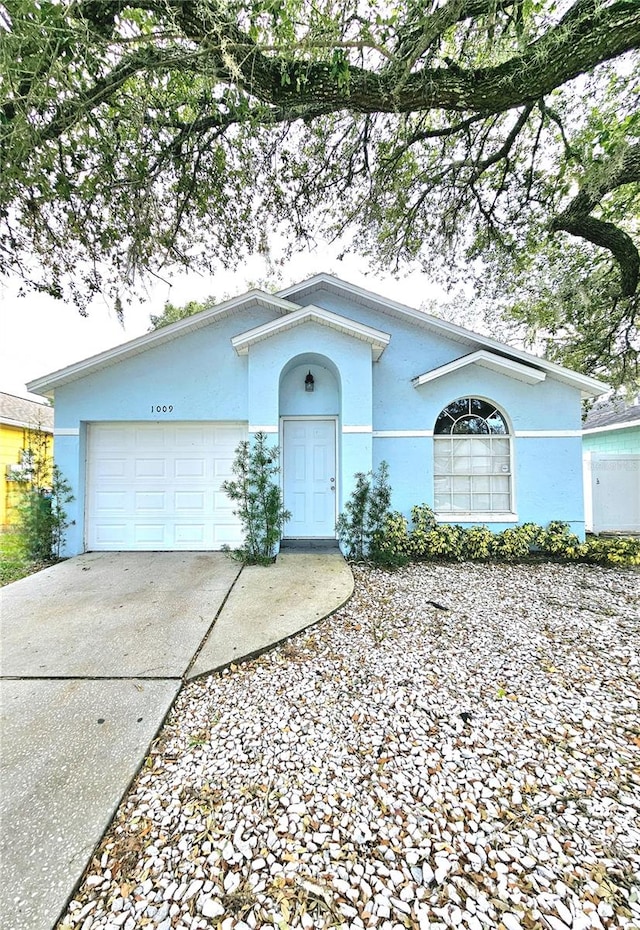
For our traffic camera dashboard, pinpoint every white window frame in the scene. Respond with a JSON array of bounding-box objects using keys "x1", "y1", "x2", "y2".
[{"x1": 433, "y1": 398, "x2": 517, "y2": 521}]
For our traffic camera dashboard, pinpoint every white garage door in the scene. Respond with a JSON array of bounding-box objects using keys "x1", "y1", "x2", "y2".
[{"x1": 86, "y1": 422, "x2": 246, "y2": 550}]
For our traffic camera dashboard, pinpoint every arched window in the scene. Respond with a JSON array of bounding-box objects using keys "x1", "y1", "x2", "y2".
[{"x1": 434, "y1": 398, "x2": 512, "y2": 514}]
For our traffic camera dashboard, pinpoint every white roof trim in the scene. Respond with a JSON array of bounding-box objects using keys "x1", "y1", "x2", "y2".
[
  {"x1": 582, "y1": 418, "x2": 640, "y2": 436},
  {"x1": 231, "y1": 305, "x2": 391, "y2": 360},
  {"x1": 0, "y1": 417, "x2": 54, "y2": 432},
  {"x1": 412, "y1": 350, "x2": 547, "y2": 387},
  {"x1": 279, "y1": 274, "x2": 608, "y2": 398},
  {"x1": 27, "y1": 290, "x2": 299, "y2": 397}
]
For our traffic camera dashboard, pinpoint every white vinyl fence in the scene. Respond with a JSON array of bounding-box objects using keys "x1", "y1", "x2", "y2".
[{"x1": 583, "y1": 453, "x2": 640, "y2": 534}]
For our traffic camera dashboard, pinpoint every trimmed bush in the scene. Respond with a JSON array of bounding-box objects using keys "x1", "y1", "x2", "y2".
[
  {"x1": 579, "y1": 535, "x2": 640, "y2": 566},
  {"x1": 338, "y1": 473, "x2": 639, "y2": 568},
  {"x1": 370, "y1": 506, "x2": 640, "y2": 568}
]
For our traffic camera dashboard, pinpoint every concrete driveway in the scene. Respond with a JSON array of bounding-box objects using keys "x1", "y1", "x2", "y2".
[
  {"x1": 0, "y1": 549, "x2": 353, "y2": 930},
  {"x1": 1, "y1": 551, "x2": 241, "y2": 678},
  {"x1": 0, "y1": 552, "x2": 241, "y2": 930}
]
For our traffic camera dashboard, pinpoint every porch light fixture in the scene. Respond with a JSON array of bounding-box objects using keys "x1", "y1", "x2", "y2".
[{"x1": 305, "y1": 370, "x2": 315, "y2": 392}]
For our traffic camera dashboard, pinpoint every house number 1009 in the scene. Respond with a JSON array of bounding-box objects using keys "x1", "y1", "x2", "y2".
[{"x1": 152, "y1": 405, "x2": 174, "y2": 413}]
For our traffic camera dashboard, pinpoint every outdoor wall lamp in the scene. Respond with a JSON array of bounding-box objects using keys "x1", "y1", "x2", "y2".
[{"x1": 305, "y1": 370, "x2": 315, "y2": 392}]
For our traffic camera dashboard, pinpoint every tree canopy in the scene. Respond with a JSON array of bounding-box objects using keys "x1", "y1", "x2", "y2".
[{"x1": 1, "y1": 0, "x2": 639, "y2": 387}]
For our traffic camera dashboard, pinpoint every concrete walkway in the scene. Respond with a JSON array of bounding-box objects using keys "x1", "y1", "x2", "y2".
[{"x1": 0, "y1": 550, "x2": 353, "y2": 930}]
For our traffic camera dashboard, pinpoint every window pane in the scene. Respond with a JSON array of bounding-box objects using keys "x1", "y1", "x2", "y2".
[
  {"x1": 453, "y1": 493, "x2": 472, "y2": 511},
  {"x1": 434, "y1": 411, "x2": 454, "y2": 435},
  {"x1": 448, "y1": 398, "x2": 470, "y2": 418},
  {"x1": 452, "y1": 438, "x2": 471, "y2": 455},
  {"x1": 434, "y1": 477, "x2": 452, "y2": 509},
  {"x1": 471, "y1": 456, "x2": 492, "y2": 474},
  {"x1": 492, "y1": 438, "x2": 509, "y2": 454},
  {"x1": 453, "y1": 416, "x2": 490, "y2": 435},
  {"x1": 470, "y1": 398, "x2": 490, "y2": 416},
  {"x1": 452, "y1": 455, "x2": 470, "y2": 474},
  {"x1": 492, "y1": 475, "x2": 510, "y2": 494},
  {"x1": 469, "y1": 437, "x2": 492, "y2": 455},
  {"x1": 474, "y1": 476, "x2": 491, "y2": 493},
  {"x1": 487, "y1": 413, "x2": 508, "y2": 434},
  {"x1": 492, "y1": 493, "x2": 511, "y2": 511},
  {"x1": 434, "y1": 441, "x2": 452, "y2": 474},
  {"x1": 472, "y1": 493, "x2": 491, "y2": 511}
]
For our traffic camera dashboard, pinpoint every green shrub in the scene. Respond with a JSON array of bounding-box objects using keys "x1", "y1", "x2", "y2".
[
  {"x1": 491, "y1": 523, "x2": 540, "y2": 561},
  {"x1": 222, "y1": 432, "x2": 291, "y2": 565},
  {"x1": 536, "y1": 520, "x2": 583, "y2": 559},
  {"x1": 13, "y1": 425, "x2": 74, "y2": 562},
  {"x1": 579, "y1": 535, "x2": 640, "y2": 566},
  {"x1": 422, "y1": 524, "x2": 466, "y2": 561},
  {"x1": 379, "y1": 511, "x2": 411, "y2": 559},
  {"x1": 338, "y1": 461, "x2": 639, "y2": 568},
  {"x1": 462, "y1": 525, "x2": 495, "y2": 560},
  {"x1": 407, "y1": 504, "x2": 437, "y2": 559},
  {"x1": 337, "y1": 462, "x2": 400, "y2": 563}
]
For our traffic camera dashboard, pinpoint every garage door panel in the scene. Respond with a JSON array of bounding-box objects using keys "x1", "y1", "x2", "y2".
[
  {"x1": 135, "y1": 427, "x2": 167, "y2": 449},
  {"x1": 175, "y1": 524, "x2": 206, "y2": 544},
  {"x1": 134, "y1": 524, "x2": 166, "y2": 545},
  {"x1": 175, "y1": 426, "x2": 208, "y2": 447},
  {"x1": 174, "y1": 458, "x2": 205, "y2": 478},
  {"x1": 87, "y1": 422, "x2": 246, "y2": 550},
  {"x1": 134, "y1": 491, "x2": 166, "y2": 510},
  {"x1": 92, "y1": 427, "x2": 132, "y2": 450},
  {"x1": 135, "y1": 458, "x2": 167, "y2": 478},
  {"x1": 95, "y1": 491, "x2": 127, "y2": 512},
  {"x1": 96, "y1": 458, "x2": 128, "y2": 478},
  {"x1": 94, "y1": 524, "x2": 128, "y2": 545}
]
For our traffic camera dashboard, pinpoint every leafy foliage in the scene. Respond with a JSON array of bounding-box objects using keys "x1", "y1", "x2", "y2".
[
  {"x1": 13, "y1": 426, "x2": 73, "y2": 562},
  {"x1": 1, "y1": 0, "x2": 638, "y2": 384},
  {"x1": 149, "y1": 298, "x2": 212, "y2": 331},
  {"x1": 336, "y1": 462, "x2": 404, "y2": 564},
  {"x1": 373, "y1": 504, "x2": 640, "y2": 566},
  {"x1": 222, "y1": 431, "x2": 290, "y2": 565}
]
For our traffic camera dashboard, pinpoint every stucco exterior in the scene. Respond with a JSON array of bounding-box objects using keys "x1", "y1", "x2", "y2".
[{"x1": 28, "y1": 275, "x2": 607, "y2": 555}]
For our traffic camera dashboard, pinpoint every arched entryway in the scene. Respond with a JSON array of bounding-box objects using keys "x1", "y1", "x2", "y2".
[{"x1": 279, "y1": 354, "x2": 341, "y2": 538}]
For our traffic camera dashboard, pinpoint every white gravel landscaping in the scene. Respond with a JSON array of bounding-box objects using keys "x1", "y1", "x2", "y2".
[{"x1": 59, "y1": 562, "x2": 639, "y2": 930}]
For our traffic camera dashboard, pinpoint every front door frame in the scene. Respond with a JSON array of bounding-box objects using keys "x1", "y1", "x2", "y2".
[{"x1": 280, "y1": 415, "x2": 339, "y2": 538}]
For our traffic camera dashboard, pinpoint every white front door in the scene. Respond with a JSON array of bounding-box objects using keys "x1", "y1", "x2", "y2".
[{"x1": 283, "y1": 419, "x2": 337, "y2": 537}]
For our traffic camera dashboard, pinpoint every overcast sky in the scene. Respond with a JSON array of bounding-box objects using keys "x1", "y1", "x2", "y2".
[{"x1": 1, "y1": 250, "x2": 448, "y2": 402}]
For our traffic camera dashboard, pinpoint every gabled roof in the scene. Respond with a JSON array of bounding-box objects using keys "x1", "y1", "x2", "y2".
[
  {"x1": 231, "y1": 305, "x2": 390, "y2": 360},
  {"x1": 412, "y1": 350, "x2": 547, "y2": 387},
  {"x1": 27, "y1": 273, "x2": 609, "y2": 399},
  {"x1": 0, "y1": 392, "x2": 54, "y2": 430},
  {"x1": 278, "y1": 274, "x2": 608, "y2": 398},
  {"x1": 27, "y1": 290, "x2": 298, "y2": 397}
]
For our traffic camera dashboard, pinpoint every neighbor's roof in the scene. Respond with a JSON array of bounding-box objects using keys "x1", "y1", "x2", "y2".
[
  {"x1": 0, "y1": 392, "x2": 54, "y2": 431},
  {"x1": 27, "y1": 274, "x2": 608, "y2": 399},
  {"x1": 583, "y1": 399, "x2": 640, "y2": 433}
]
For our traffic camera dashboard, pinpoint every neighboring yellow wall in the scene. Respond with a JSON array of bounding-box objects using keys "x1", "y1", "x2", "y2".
[{"x1": 0, "y1": 424, "x2": 53, "y2": 527}]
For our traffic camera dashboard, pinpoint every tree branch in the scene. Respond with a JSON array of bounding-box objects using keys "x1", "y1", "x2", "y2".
[{"x1": 551, "y1": 143, "x2": 640, "y2": 296}]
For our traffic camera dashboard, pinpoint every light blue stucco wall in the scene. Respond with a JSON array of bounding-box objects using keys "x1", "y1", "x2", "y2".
[
  {"x1": 247, "y1": 322, "x2": 374, "y2": 508},
  {"x1": 50, "y1": 287, "x2": 588, "y2": 554},
  {"x1": 297, "y1": 285, "x2": 586, "y2": 534}
]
